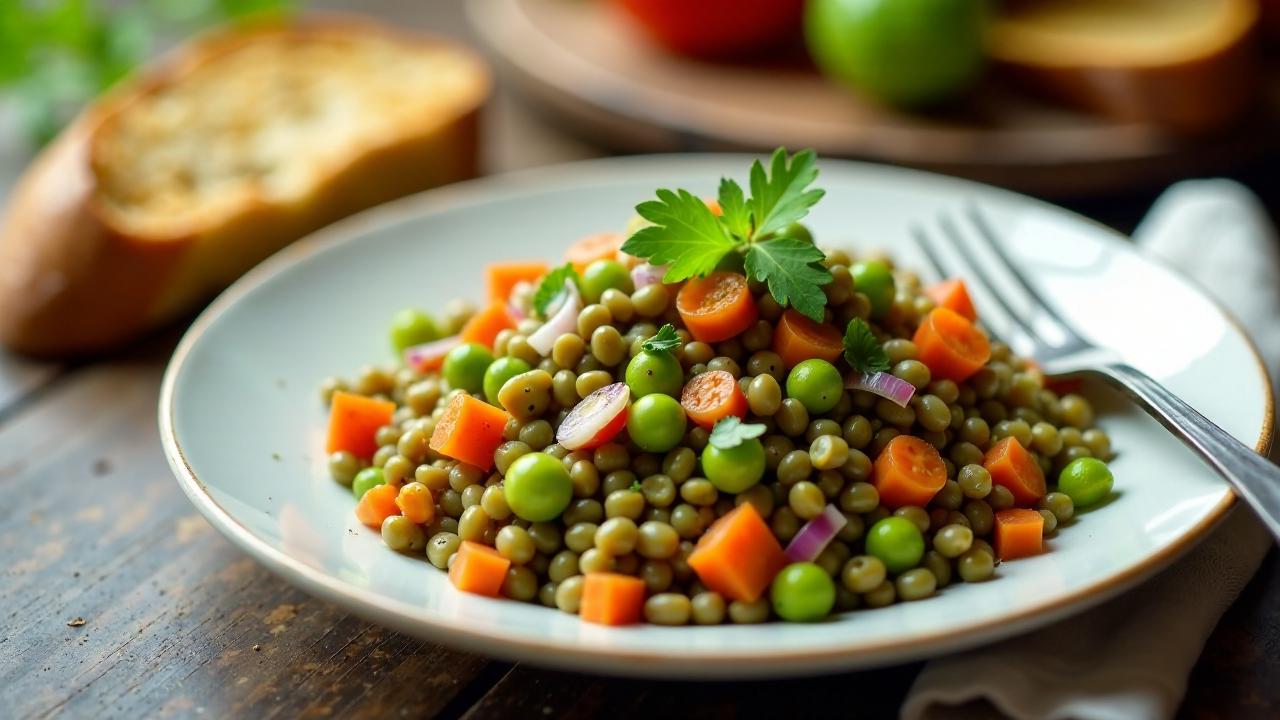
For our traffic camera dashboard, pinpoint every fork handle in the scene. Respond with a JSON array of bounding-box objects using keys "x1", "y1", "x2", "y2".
[{"x1": 1092, "y1": 363, "x2": 1280, "y2": 543}]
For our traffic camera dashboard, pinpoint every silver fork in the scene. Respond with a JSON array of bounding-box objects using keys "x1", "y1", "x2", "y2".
[{"x1": 914, "y1": 205, "x2": 1280, "y2": 543}]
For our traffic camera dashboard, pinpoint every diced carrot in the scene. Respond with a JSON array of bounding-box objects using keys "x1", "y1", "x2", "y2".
[
  {"x1": 487, "y1": 261, "x2": 549, "y2": 304},
  {"x1": 772, "y1": 308, "x2": 844, "y2": 369},
  {"x1": 912, "y1": 307, "x2": 991, "y2": 383},
  {"x1": 395, "y1": 482, "x2": 436, "y2": 524},
  {"x1": 680, "y1": 370, "x2": 748, "y2": 429},
  {"x1": 354, "y1": 483, "x2": 400, "y2": 528},
  {"x1": 925, "y1": 279, "x2": 977, "y2": 322},
  {"x1": 984, "y1": 437, "x2": 1047, "y2": 506},
  {"x1": 449, "y1": 541, "x2": 511, "y2": 597},
  {"x1": 704, "y1": 197, "x2": 723, "y2": 216},
  {"x1": 459, "y1": 301, "x2": 516, "y2": 349},
  {"x1": 326, "y1": 391, "x2": 396, "y2": 459},
  {"x1": 994, "y1": 508, "x2": 1044, "y2": 560},
  {"x1": 580, "y1": 572, "x2": 647, "y2": 626},
  {"x1": 429, "y1": 394, "x2": 511, "y2": 471},
  {"x1": 566, "y1": 232, "x2": 625, "y2": 274},
  {"x1": 687, "y1": 504, "x2": 787, "y2": 603},
  {"x1": 676, "y1": 271, "x2": 758, "y2": 343},
  {"x1": 872, "y1": 435, "x2": 947, "y2": 508}
]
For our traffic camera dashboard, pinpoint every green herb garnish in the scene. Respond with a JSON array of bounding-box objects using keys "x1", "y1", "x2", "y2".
[
  {"x1": 641, "y1": 324, "x2": 681, "y2": 353},
  {"x1": 620, "y1": 148, "x2": 833, "y2": 322},
  {"x1": 843, "y1": 318, "x2": 890, "y2": 374},
  {"x1": 532, "y1": 262, "x2": 580, "y2": 318},
  {"x1": 708, "y1": 417, "x2": 767, "y2": 450}
]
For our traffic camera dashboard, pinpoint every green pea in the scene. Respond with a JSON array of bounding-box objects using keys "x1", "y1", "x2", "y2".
[
  {"x1": 770, "y1": 562, "x2": 836, "y2": 622},
  {"x1": 389, "y1": 308, "x2": 440, "y2": 353},
  {"x1": 628, "y1": 394, "x2": 687, "y2": 453},
  {"x1": 442, "y1": 342, "x2": 494, "y2": 393},
  {"x1": 851, "y1": 260, "x2": 895, "y2": 319},
  {"x1": 779, "y1": 222, "x2": 814, "y2": 244},
  {"x1": 581, "y1": 260, "x2": 633, "y2": 304},
  {"x1": 504, "y1": 452, "x2": 573, "y2": 522},
  {"x1": 1057, "y1": 457, "x2": 1114, "y2": 508},
  {"x1": 786, "y1": 359, "x2": 843, "y2": 414},
  {"x1": 483, "y1": 357, "x2": 533, "y2": 404},
  {"x1": 625, "y1": 350, "x2": 684, "y2": 398},
  {"x1": 701, "y1": 438, "x2": 766, "y2": 493},
  {"x1": 865, "y1": 516, "x2": 925, "y2": 574},
  {"x1": 351, "y1": 467, "x2": 385, "y2": 499}
]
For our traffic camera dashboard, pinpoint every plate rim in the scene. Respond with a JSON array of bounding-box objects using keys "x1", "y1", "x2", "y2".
[{"x1": 158, "y1": 153, "x2": 1275, "y2": 673}]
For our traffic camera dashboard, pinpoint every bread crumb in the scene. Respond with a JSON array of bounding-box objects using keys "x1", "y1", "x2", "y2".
[{"x1": 67, "y1": 617, "x2": 86, "y2": 627}]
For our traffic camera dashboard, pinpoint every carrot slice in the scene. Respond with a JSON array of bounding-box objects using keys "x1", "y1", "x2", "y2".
[
  {"x1": 580, "y1": 572, "x2": 647, "y2": 626},
  {"x1": 680, "y1": 370, "x2": 748, "y2": 429},
  {"x1": 984, "y1": 437, "x2": 1047, "y2": 506},
  {"x1": 676, "y1": 271, "x2": 759, "y2": 343},
  {"x1": 687, "y1": 503, "x2": 787, "y2": 602},
  {"x1": 354, "y1": 483, "x2": 400, "y2": 528},
  {"x1": 872, "y1": 435, "x2": 947, "y2": 508},
  {"x1": 429, "y1": 394, "x2": 511, "y2": 471},
  {"x1": 487, "y1": 261, "x2": 549, "y2": 304},
  {"x1": 994, "y1": 508, "x2": 1044, "y2": 560},
  {"x1": 326, "y1": 391, "x2": 396, "y2": 459},
  {"x1": 395, "y1": 483, "x2": 436, "y2": 524},
  {"x1": 449, "y1": 541, "x2": 511, "y2": 597},
  {"x1": 772, "y1": 308, "x2": 844, "y2": 368},
  {"x1": 912, "y1": 307, "x2": 991, "y2": 383},
  {"x1": 459, "y1": 301, "x2": 516, "y2": 349},
  {"x1": 566, "y1": 232, "x2": 625, "y2": 274},
  {"x1": 925, "y1": 279, "x2": 977, "y2": 322}
]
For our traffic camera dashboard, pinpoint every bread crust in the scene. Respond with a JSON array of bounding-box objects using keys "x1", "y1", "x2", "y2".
[
  {"x1": 0, "y1": 16, "x2": 488, "y2": 357},
  {"x1": 990, "y1": 0, "x2": 1260, "y2": 134}
]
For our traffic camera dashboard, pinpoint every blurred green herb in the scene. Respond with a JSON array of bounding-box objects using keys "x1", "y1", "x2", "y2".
[{"x1": 0, "y1": 0, "x2": 298, "y2": 146}]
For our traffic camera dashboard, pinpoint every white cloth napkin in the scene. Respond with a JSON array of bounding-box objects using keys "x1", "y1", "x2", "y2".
[{"x1": 902, "y1": 180, "x2": 1279, "y2": 720}]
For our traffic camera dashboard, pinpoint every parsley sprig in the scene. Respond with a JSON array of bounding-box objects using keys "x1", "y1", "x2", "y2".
[
  {"x1": 620, "y1": 148, "x2": 833, "y2": 322},
  {"x1": 532, "y1": 262, "x2": 580, "y2": 318},
  {"x1": 708, "y1": 417, "x2": 767, "y2": 450},
  {"x1": 641, "y1": 324, "x2": 681, "y2": 353},
  {"x1": 843, "y1": 318, "x2": 890, "y2": 374}
]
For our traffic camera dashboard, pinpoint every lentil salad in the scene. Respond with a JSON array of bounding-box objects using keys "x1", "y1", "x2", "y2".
[{"x1": 320, "y1": 149, "x2": 1116, "y2": 626}]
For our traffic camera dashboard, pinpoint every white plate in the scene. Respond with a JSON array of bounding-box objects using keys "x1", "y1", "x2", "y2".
[{"x1": 160, "y1": 155, "x2": 1273, "y2": 678}]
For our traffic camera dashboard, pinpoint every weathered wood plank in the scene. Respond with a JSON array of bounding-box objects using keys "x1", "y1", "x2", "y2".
[
  {"x1": 0, "y1": 348, "x2": 492, "y2": 719},
  {"x1": 0, "y1": 351, "x2": 61, "y2": 419},
  {"x1": 461, "y1": 663, "x2": 921, "y2": 720}
]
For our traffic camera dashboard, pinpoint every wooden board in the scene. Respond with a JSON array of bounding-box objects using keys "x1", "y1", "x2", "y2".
[{"x1": 468, "y1": 0, "x2": 1280, "y2": 196}]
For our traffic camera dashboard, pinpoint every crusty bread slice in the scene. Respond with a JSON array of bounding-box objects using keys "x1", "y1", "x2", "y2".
[
  {"x1": 990, "y1": 0, "x2": 1260, "y2": 133},
  {"x1": 0, "y1": 16, "x2": 489, "y2": 356}
]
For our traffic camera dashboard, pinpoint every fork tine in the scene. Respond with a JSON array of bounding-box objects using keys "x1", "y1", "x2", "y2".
[
  {"x1": 936, "y1": 214, "x2": 1039, "y2": 345},
  {"x1": 965, "y1": 205, "x2": 1086, "y2": 345},
  {"x1": 911, "y1": 224, "x2": 1009, "y2": 347}
]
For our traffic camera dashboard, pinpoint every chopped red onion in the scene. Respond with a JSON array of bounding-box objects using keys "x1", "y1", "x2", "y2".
[
  {"x1": 785, "y1": 504, "x2": 848, "y2": 563},
  {"x1": 846, "y1": 371, "x2": 916, "y2": 408},
  {"x1": 630, "y1": 263, "x2": 668, "y2": 289},
  {"x1": 403, "y1": 335, "x2": 460, "y2": 371},
  {"x1": 556, "y1": 382, "x2": 630, "y2": 450},
  {"x1": 527, "y1": 280, "x2": 582, "y2": 355}
]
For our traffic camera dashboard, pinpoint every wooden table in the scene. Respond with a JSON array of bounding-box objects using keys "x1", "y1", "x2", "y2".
[{"x1": 2, "y1": 3, "x2": 1279, "y2": 718}]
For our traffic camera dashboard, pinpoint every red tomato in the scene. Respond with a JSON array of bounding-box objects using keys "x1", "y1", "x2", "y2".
[{"x1": 614, "y1": 0, "x2": 806, "y2": 58}]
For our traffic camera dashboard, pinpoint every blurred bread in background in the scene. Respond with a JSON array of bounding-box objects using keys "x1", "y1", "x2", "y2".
[
  {"x1": 990, "y1": 0, "x2": 1260, "y2": 133},
  {"x1": 0, "y1": 15, "x2": 489, "y2": 357}
]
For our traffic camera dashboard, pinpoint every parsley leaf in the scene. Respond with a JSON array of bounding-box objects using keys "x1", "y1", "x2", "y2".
[
  {"x1": 843, "y1": 318, "x2": 890, "y2": 374},
  {"x1": 748, "y1": 148, "x2": 825, "y2": 240},
  {"x1": 744, "y1": 239, "x2": 832, "y2": 322},
  {"x1": 641, "y1": 324, "x2": 681, "y2": 353},
  {"x1": 621, "y1": 188, "x2": 740, "y2": 282},
  {"x1": 708, "y1": 417, "x2": 768, "y2": 450},
  {"x1": 717, "y1": 177, "x2": 751, "y2": 239},
  {"x1": 532, "y1": 262, "x2": 579, "y2": 318}
]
